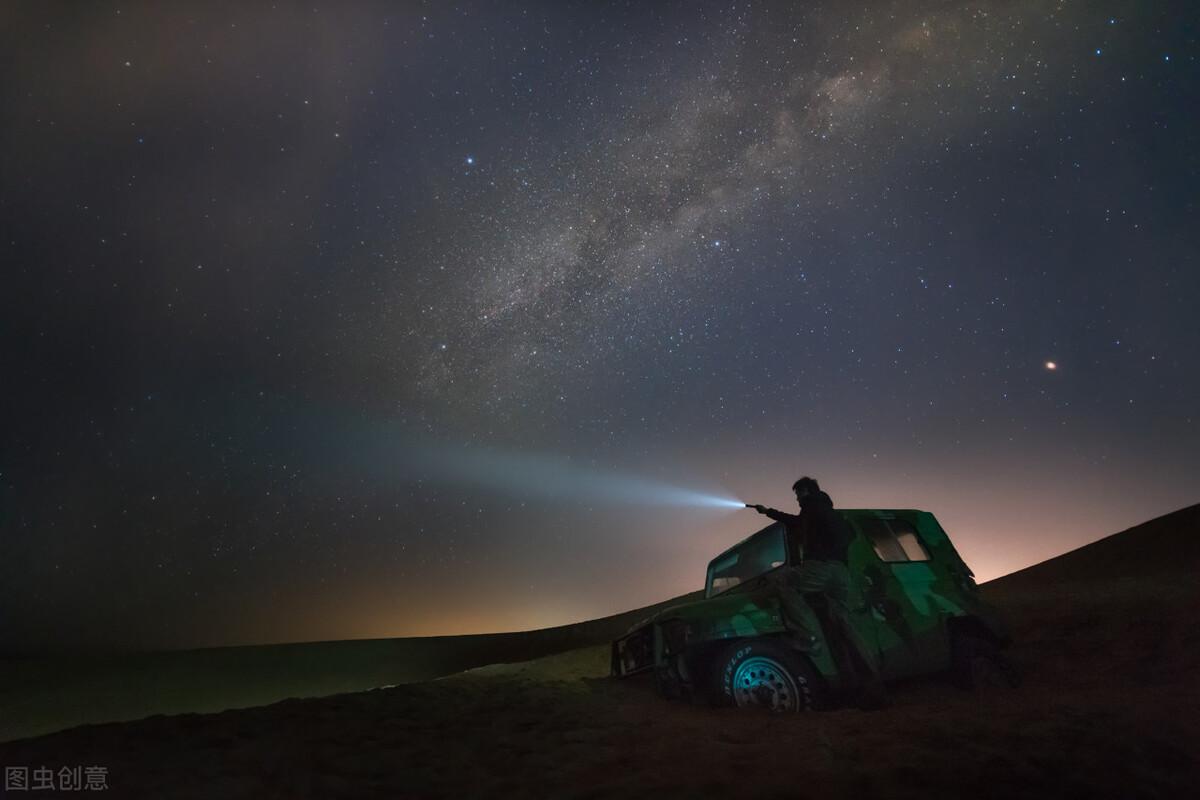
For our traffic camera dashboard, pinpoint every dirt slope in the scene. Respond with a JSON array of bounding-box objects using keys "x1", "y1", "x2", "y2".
[
  {"x1": 981, "y1": 503, "x2": 1200, "y2": 691},
  {"x1": 0, "y1": 591, "x2": 701, "y2": 743},
  {"x1": 2, "y1": 506, "x2": 1197, "y2": 798},
  {"x1": 988, "y1": 502, "x2": 1200, "y2": 589}
]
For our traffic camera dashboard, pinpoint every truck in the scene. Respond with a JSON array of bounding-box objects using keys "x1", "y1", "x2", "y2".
[{"x1": 611, "y1": 509, "x2": 1015, "y2": 711}]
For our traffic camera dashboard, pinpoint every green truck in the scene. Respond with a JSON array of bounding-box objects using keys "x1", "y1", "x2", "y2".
[{"x1": 612, "y1": 509, "x2": 1014, "y2": 711}]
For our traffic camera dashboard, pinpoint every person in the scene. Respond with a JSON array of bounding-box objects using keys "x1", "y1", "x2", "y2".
[{"x1": 750, "y1": 477, "x2": 887, "y2": 709}]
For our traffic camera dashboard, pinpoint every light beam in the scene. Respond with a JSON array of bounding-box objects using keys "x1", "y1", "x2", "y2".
[{"x1": 405, "y1": 443, "x2": 742, "y2": 511}]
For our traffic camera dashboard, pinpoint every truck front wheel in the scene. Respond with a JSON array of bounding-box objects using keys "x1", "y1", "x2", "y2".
[{"x1": 717, "y1": 639, "x2": 819, "y2": 712}]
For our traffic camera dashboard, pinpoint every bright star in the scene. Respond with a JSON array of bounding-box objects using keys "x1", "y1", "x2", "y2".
[
  {"x1": 466, "y1": 156, "x2": 475, "y2": 165},
  {"x1": 1045, "y1": 361, "x2": 1057, "y2": 371}
]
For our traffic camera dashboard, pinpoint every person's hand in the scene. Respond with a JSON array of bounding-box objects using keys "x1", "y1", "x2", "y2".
[{"x1": 751, "y1": 504, "x2": 768, "y2": 514}]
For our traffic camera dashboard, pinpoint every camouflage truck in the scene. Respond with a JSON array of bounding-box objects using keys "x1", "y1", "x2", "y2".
[{"x1": 612, "y1": 509, "x2": 1014, "y2": 711}]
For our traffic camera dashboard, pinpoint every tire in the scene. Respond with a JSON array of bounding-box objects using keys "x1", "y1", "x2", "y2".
[
  {"x1": 951, "y1": 633, "x2": 1022, "y2": 690},
  {"x1": 716, "y1": 639, "x2": 820, "y2": 712}
]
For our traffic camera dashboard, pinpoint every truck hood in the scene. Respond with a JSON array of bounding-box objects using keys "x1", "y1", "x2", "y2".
[{"x1": 622, "y1": 574, "x2": 787, "y2": 640}]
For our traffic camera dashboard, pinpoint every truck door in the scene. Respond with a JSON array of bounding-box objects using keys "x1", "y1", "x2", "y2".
[{"x1": 856, "y1": 514, "x2": 952, "y2": 679}]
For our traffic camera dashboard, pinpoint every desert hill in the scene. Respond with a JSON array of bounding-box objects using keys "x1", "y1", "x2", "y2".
[
  {"x1": 981, "y1": 503, "x2": 1200, "y2": 691},
  {"x1": 988, "y1": 502, "x2": 1200, "y2": 589},
  {"x1": 0, "y1": 590, "x2": 702, "y2": 744},
  {"x1": 2, "y1": 505, "x2": 1197, "y2": 798}
]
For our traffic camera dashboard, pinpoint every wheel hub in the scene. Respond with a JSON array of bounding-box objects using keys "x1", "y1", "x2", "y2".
[{"x1": 732, "y1": 656, "x2": 800, "y2": 712}]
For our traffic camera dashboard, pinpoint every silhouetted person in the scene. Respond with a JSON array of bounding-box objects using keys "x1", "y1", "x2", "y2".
[{"x1": 751, "y1": 477, "x2": 886, "y2": 709}]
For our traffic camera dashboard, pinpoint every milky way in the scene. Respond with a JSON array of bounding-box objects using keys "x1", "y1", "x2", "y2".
[
  {"x1": 405, "y1": 3, "x2": 1077, "y2": 418},
  {"x1": 2, "y1": 1, "x2": 1197, "y2": 648}
]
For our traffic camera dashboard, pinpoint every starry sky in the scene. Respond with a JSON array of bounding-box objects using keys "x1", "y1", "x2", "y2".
[{"x1": 2, "y1": 1, "x2": 1197, "y2": 651}]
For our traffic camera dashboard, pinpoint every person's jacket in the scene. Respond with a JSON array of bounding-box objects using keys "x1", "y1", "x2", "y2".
[{"x1": 763, "y1": 490, "x2": 852, "y2": 564}]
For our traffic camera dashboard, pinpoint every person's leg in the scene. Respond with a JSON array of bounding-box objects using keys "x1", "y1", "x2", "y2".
[
  {"x1": 786, "y1": 562, "x2": 861, "y2": 695},
  {"x1": 788, "y1": 560, "x2": 833, "y2": 593},
  {"x1": 777, "y1": 562, "x2": 828, "y2": 636},
  {"x1": 781, "y1": 563, "x2": 885, "y2": 707},
  {"x1": 824, "y1": 564, "x2": 887, "y2": 708}
]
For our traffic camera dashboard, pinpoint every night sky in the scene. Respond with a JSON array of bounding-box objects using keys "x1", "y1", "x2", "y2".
[{"x1": 2, "y1": 1, "x2": 1197, "y2": 651}]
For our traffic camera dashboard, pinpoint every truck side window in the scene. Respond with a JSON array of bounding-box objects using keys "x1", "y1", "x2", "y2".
[{"x1": 861, "y1": 519, "x2": 930, "y2": 563}]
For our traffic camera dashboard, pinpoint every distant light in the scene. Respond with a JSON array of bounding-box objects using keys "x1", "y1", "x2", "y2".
[
  {"x1": 1045, "y1": 361, "x2": 1057, "y2": 371},
  {"x1": 466, "y1": 156, "x2": 475, "y2": 165},
  {"x1": 1095, "y1": 48, "x2": 1102, "y2": 56}
]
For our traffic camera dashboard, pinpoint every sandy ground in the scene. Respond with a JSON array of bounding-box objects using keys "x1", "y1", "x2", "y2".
[{"x1": 2, "y1": 506, "x2": 1197, "y2": 798}]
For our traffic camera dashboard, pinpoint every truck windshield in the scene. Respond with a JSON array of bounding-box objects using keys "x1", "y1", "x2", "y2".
[{"x1": 705, "y1": 523, "x2": 788, "y2": 597}]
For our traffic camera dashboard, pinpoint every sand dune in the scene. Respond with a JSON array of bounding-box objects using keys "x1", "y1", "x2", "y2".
[
  {"x1": 0, "y1": 592, "x2": 702, "y2": 743},
  {"x1": 2, "y1": 505, "x2": 1197, "y2": 798}
]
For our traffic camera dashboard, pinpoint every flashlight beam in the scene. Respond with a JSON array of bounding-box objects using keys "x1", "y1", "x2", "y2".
[{"x1": 410, "y1": 444, "x2": 743, "y2": 510}]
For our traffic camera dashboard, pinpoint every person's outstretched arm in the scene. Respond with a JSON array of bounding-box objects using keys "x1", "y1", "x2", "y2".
[{"x1": 749, "y1": 504, "x2": 800, "y2": 524}]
